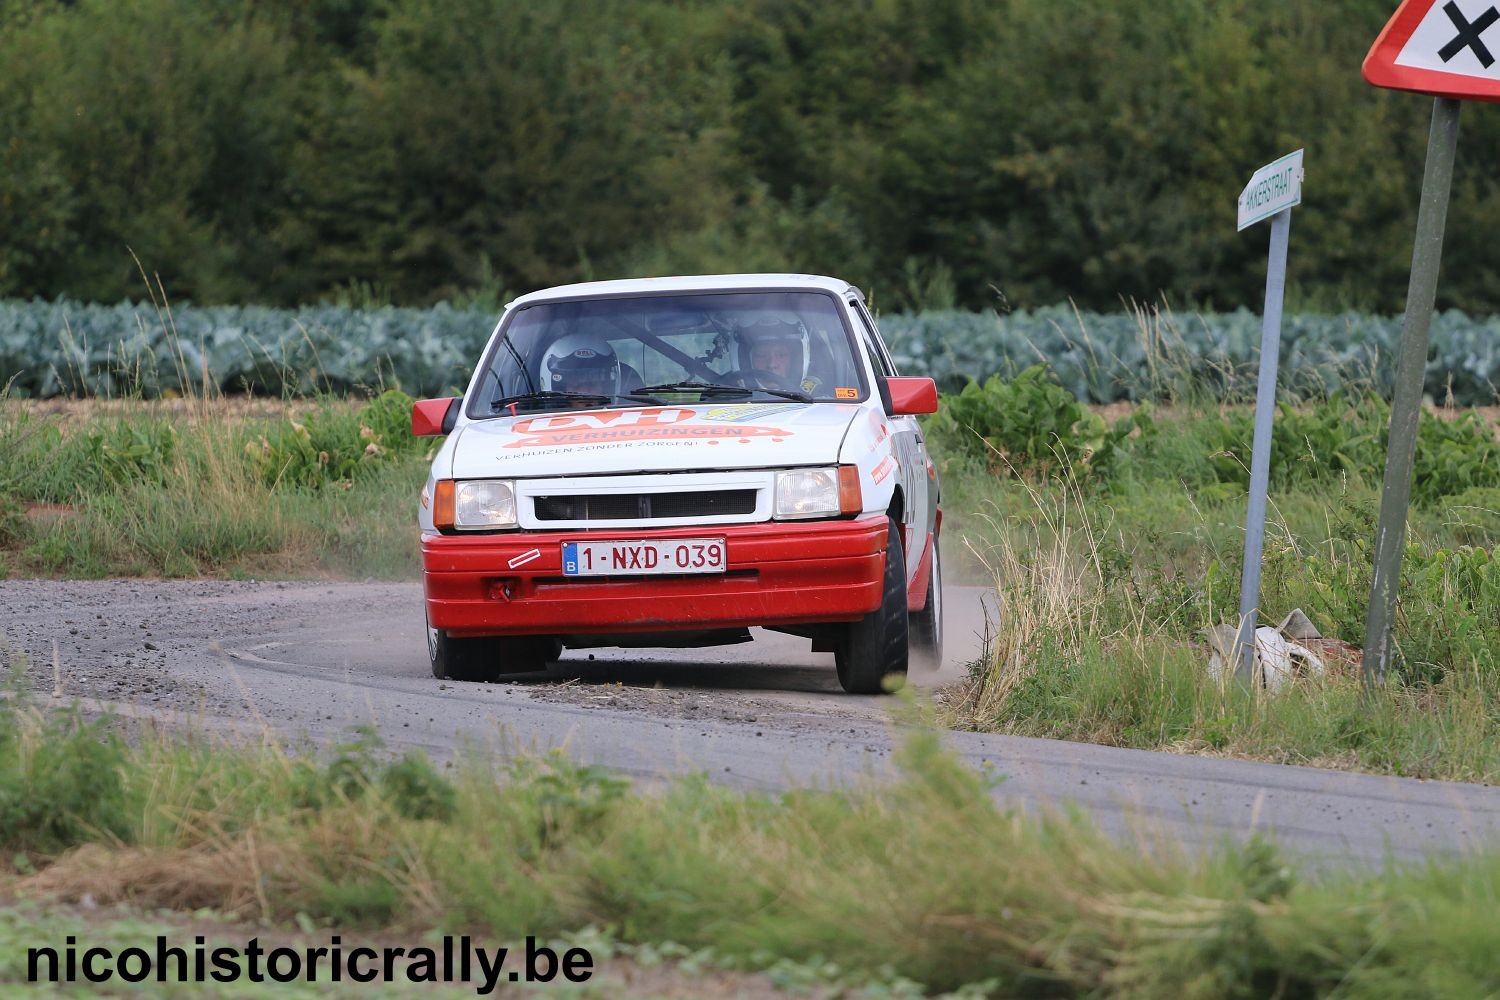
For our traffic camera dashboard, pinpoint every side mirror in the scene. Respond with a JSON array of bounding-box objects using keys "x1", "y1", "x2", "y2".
[
  {"x1": 412, "y1": 397, "x2": 461, "y2": 436},
  {"x1": 886, "y1": 377, "x2": 938, "y2": 416}
]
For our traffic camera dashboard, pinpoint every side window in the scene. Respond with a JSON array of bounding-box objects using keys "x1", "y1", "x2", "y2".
[
  {"x1": 849, "y1": 300, "x2": 895, "y2": 414},
  {"x1": 850, "y1": 301, "x2": 897, "y2": 377}
]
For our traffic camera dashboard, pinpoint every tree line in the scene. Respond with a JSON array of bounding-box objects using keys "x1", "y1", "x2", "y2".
[{"x1": 2, "y1": 0, "x2": 1498, "y2": 313}]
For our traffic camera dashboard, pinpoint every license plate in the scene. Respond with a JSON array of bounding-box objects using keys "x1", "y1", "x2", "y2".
[{"x1": 562, "y1": 538, "x2": 727, "y2": 577}]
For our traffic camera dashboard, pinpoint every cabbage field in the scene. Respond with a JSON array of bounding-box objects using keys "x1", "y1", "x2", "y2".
[{"x1": 2, "y1": 299, "x2": 1497, "y2": 405}]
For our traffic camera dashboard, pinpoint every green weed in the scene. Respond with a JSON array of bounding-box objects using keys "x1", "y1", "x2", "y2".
[
  {"x1": 0, "y1": 700, "x2": 132, "y2": 854},
  {"x1": 927, "y1": 363, "x2": 1148, "y2": 477},
  {"x1": 246, "y1": 389, "x2": 422, "y2": 491}
]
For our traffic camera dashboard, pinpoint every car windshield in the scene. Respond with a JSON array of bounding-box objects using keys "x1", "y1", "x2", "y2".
[{"x1": 467, "y1": 290, "x2": 868, "y2": 416}]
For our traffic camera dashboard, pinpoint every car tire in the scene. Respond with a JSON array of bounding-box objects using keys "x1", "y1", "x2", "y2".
[
  {"x1": 428, "y1": 617, "x2": 560, "y2": 682},
  {"x1": 835, "y1": 516, "x2": 909, "y2": 694},
  {"x1": 909, "y1": 533, "x2": 943, "y2": 672}
]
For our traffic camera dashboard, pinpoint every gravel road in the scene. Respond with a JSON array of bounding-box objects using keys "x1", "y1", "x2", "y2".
[{"x1": 4, "y1": 578, "x2": 1500, "y2": 869}]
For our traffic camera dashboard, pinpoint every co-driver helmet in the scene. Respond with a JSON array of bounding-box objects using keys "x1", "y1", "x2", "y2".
[{"x1": 734, "y1": 316, "x2": 808, "y2": 385}]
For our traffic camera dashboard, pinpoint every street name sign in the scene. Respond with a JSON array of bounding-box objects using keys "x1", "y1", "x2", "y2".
[
  {"x1": 1232, "y1": 150, "x2": 1302, "y2": 682},
  {"x1": 1365, "y1": 0, "x2": 1500, "y2": 101},
  {"x1": 1237, "y1": 150, "x2": 1304, "y2": 231}
]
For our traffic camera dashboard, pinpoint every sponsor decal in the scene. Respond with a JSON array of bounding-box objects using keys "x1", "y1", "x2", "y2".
[
  {"x1": 504, "y1": 408, "x2": 790, "y2": 448},
  {"x1": 871, "y1": 454, "x2": 897, "y2": 484},
  {"x1": 508, "y1": 548, "x2": 542, "y2": 569},
  {"x1": 700, "y1": 403, "x2": 800, "y2": 422},
  {"x1": 835, "y1": 387, "x2": 858, "y2": 399},
  {"x1": 506, "y1": 425, "x2": 791, "y2": 447},
  {"x1": 511, "y1": 408, "x2": 693, "y2": 434},
  {"x1": 420, "y1": 485, "x2": 431, "y2": 510},
  {"x1": 486, "y1": 438, "x2": 764, "y2": 462}
]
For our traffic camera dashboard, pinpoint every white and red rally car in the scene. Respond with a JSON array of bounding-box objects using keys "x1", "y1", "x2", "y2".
[{"x1": 412, "y1": 274, "x2": 941, "y2": 694}]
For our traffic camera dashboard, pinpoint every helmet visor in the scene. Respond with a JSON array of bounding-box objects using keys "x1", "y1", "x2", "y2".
[
  {"x1": 548, "y1": 351, "x2": 618, "y2": 395},
  {"x1": 749, "y1": 340, "x2": 798, "y2": 377}
]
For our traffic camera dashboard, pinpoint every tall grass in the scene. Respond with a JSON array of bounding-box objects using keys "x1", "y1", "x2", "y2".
[
  {"x1": 1, "y1": 693, "x2": 1499, "y2": 995},
  {"x1": 0, "y1": 395, "x2": 427, "y2": 579},
  {"x1": 936, "y1": 402, "x2": 1500, "y2": 781}
]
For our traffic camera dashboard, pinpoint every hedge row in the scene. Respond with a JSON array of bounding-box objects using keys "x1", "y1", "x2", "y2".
[{"x1": 2, "y1": 299, "x2": 1497, "y2": 405}]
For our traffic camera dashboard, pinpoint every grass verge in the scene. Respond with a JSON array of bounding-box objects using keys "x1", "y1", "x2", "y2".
[
  {"x1": 933, "y1": 387, "x2": 1500, "y2": 783},
  {"x1": 3, "y1": 694, "x2": 1500, "y2": 997},
  {"x1": 0, "y1": 395, "x2": 428, "y2": 580}
]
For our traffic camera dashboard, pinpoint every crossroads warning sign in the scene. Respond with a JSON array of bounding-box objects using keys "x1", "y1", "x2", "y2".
[{"x1": 1365, "y1": 0, "x2": 1500, "y2": 101}]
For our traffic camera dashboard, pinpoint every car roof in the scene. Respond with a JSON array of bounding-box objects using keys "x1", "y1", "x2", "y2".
[{"x1": 506, "y1": 273, "x2": 859, "y2": 309}]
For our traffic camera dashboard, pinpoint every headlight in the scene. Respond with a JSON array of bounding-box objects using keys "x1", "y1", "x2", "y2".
[
  {"x1": 452, "y1": 480, "x2": 517, "y2": 529},
  {"x1": 774, "y1": 468, "x2": 841, "y2": 520}
]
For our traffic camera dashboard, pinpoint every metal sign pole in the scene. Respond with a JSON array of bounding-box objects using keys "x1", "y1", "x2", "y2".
[
  {"x1": 1235, "y1": 208, "x2": 1293, "y2": 681},
  {"x1": 1362, "y1": 96, "x2": 1463, "y2": 685}
]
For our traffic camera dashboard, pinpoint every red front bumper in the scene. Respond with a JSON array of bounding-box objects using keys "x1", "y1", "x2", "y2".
[{"x1": 423, "y1": 515, "x2": 889, "y2": 638}]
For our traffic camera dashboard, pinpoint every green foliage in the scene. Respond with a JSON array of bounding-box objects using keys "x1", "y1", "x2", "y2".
[
  {"x1": 1193, "y1": 396, "x2": 1500, "y2": 505},
  {"x1": 379, "y1": 752, "x2": 457, "y2": 823},
  {"x1": 0, "y1": 0, "x2": 302, "y2": 303},
  {"x1": 929, "y1": 363, "x2": 1146, "y2": 476},
  {"x1": 1438, "y1": 486, "x2": 1500, "y2": 546},
  {"x1": 289, "y1": 724, "x2": 457, "y2": 824},
  {"x1": 1, "y1": 400, "x2": 428, "y2": 578},
  {"x1": 880, "y1": 307, "x2": 1500, "y2": 407},
  {"x1": 0, "y1": 702, "x2": 131, "y2": 853},
  {"x1": 7, "y1": 299, "x2": 1498, "y2": 406},
  {"x1": 962, "y1": 617, "x2": 1500, "y2": 783},
  {"x1": 0, "y1": 299, "x2": 490, "y2": 398},
  {"x1": 937, "y1": 391, "x2": 1498, "y2": 707},
  {"x1": 1399, "y1": 545, "x2": 1500, "y2": 680},
  {"x1": 509, "y1": 751, "x2": 630, "y2": 852},
  {"x1": 935, "y1": 374, "x2": 1498, "y2": 516},
  {"x1": 3, "y1": 2, "x2": 1500, "y2": 316},
  {"x1": 0, "y1": 492, "x2": 24, "y2": 547},
  {"x1": 76, "y1": 420, "x2": 177, "y2": 489},
  {"x1": 1414, "y1": 411, "x2": 1500, "y2": 501},
  {"x1": 360, "y1": 388, "x2": 422, "y2": 454},
  {"x1": 12, "y1": 690, "x2": 1500, "y2": 994},
  {"x1": 247, "y1": 390, "x2": 418, "y2": 490}
]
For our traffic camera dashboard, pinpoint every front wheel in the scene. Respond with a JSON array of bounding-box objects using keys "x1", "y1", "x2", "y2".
[
  {"x1": 910, "y1": 533, "x2": 943, "y2": 672},
  {"x1": 835, "y1": 516, "x2": 909, "y2": 694},
  {"x1": 427, "y1": 617, "x2": 560, "y2": 682}
]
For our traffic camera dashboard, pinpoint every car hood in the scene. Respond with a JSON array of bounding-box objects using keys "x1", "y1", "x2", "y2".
[{"x1": 449, "y1": 402, "x2": 861, "y2": 478}]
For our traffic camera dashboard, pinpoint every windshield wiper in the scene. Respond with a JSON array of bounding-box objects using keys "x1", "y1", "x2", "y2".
[
  {"x1": 634, "y1": 380, "x2": 812, "y2": 403},
  {"x1": 489, "y1": 390, "x2": 661, "y2": 413}
]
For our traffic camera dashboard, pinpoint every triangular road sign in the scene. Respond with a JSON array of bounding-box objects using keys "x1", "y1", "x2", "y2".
[{"x1": 1365, "y1": 0, "x2": 1500, "y2": 101}]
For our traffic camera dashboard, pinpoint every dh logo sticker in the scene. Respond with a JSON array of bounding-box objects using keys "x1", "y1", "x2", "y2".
[{"x1": 511, "y1": 408, "x2": 693, "y2": 434}]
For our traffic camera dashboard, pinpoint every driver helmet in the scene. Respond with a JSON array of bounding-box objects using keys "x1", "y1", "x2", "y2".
[
  {"x1": 735, "y1": 316, "x2": 808, "y2": 385},
  {"x1": 540, "y1": 333, "x2": 620, "y2": 396}
]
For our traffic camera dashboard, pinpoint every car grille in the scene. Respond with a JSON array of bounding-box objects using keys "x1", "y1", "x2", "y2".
[{"x1": 533, "y1": 490, "x2": 758, "y2": 522}]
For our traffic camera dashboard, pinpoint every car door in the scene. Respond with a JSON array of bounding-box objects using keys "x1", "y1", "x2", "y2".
[{"x1": 848, "y1": 297, "x2": 933, "y2": 574}]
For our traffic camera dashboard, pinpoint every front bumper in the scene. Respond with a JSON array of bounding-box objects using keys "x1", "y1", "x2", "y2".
[{"x1": 422, "y1": 515, "x2": 889, "y2": 637}]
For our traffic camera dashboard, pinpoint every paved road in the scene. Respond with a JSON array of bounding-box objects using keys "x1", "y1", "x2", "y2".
[{"x1": 4, "y1": 578, "x2": 1499, "y2": 869}]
